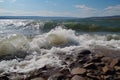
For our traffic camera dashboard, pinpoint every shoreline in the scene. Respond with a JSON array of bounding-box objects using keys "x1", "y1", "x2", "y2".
[{"x1": 0, "y1": 48, "x2": 120, "y2": 80}]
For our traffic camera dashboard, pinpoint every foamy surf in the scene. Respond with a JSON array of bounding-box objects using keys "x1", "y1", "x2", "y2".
[{"x1": 0, "y1": 21, "x2": 120, "y2": 74}]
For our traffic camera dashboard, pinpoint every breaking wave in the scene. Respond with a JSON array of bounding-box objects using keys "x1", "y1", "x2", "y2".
[{"x1": 0, "y1": 20, "x2": 120, "y2": 74}]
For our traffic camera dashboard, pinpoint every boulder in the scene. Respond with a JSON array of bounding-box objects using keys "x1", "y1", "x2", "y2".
[{"x1": 71, "y1": 67, "x2": 86, "y2": 75}]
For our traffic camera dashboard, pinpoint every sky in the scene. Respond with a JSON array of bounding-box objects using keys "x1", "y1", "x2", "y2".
[{"x1": 0, "y1": 0, "x2": 120, "y2": 17}]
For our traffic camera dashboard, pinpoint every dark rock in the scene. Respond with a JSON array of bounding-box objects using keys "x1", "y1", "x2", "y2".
[
  {"x1": 115, "y1": 66, "x2": 120, "y2": 72},
  {"x1": 71, "y1": 75, "x2": 85, "y2": 80},
  {"x1": 48, "y1": 73, "x2": 65, "y2": 80},
  {"x1": 84, "y1": 63, "x2": 97, "y2": 69},
  {"x1": 79, "y1": 50, "x2": 91, "y2": 55},
  {"x1": 0, "y1": 75, "x2": 9, "y2": 80},
  {"x1": 31, "y1": 77, "x2": 45, "y2": 80},
  {"x1": 71, "y1": 67, "x2": 86, "y2": 75},
  {"x1": 95, "y1": 63, "x2": 105, "y2": 67},
  {"x1": 110, "y1": 59, "x2": 119, "y2": 68},
  {"x1": 69, "y1": 62, "x2": 81, "y2": 69},
  {"x1": 91, "y1": 58, "x2": 102, "y2": 63},
  {"x1": 59, "y1": 68, "x2": 70, "y2": 75},
  {"x1": 102, "y1": 66, "x2": 115, "y2": 74},
  {"x1": 104, "y1": 75, "x2": 113, "y2": 80},
  {"x1": 78, "y1": 59, "x2": 87, "y2": 64}
]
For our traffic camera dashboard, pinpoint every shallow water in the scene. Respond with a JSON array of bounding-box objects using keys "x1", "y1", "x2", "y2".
[{"x1": 0, "y1": 20, "x2": 120, "y2": 74}]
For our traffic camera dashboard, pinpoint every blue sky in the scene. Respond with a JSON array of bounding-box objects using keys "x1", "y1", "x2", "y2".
[{"x1": 0, "y1": 0, "x2": 120, "y2": 17}]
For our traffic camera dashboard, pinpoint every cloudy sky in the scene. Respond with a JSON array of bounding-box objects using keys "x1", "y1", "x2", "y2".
[{"x1": 0, "y1": 0, "x2": 120, "y2": 17}]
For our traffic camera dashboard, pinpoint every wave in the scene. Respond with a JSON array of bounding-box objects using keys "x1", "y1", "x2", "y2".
[{"x1": 0, "y1": 20, "x2": 120, "y2": 74}]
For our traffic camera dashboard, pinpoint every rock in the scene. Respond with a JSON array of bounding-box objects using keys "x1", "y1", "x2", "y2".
[
  {"x1": 95, "y1": 63, "x2": 105, "y2": 67},
  {"x1": 95, "y1": 54, "x2": 104, "y2": 59},
  {"x1": 78, "y1": 59, "x2": 87, "y2": 64},
  {"x1": 86, "y1": 73, "x2": 99, "y2": 80},
  {"x1": 0, "y1": 75, "x2": 9, "y2": 80},
  {"x1": 102, "y1": 66, "x2": 115, "y2": 74},
  {"x1": 115, "y1": 66, "x2": 120, "y2": 72},
  {"x1": 8, "y1": 74, "x2": 25, "y2": 80},
  {"x1": 110, "y1": 59, "x2": 119, "y2": 68},
  {"x1": 79, "y1": 50, "x2": 91, "y2": 55},
  {"x1": 71, "y1": 67, "x2": 86, "y2": 75},
  {"x1": 48, "y1": 73, "x2": 65, "y2": 80},
  {"x1": 71, "y1": 75, "x2": 85, "y2": 80},
  {"x1": 104, "y1": 75, "x2": 113, "y2": 80},
  {"x1": 84, "y1": 63, "x2": 97, "y2": 69},
  {"x1": 91, "y1": 58, "x2": 101, "y2": 63},
  {"x1": 31, "y1": 77, "x2": 45, "y2": 80},
  {"x1": 60, "y1": 68, "x2": 70, "y2": 75},
  {"x1": 102, "y1": 57, "x2": 112, "y2": 65}
]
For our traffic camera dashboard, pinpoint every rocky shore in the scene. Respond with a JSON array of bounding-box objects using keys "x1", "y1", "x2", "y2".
[{"x1": 0, "y1": 49, "x2": 120, "y2": 80}]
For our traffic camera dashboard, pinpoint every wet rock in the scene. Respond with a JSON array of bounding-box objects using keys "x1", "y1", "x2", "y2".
[
  {"x1": 102, "y1": 66, "x2": 115, "y2": 74},
  {"x1": 102, "y1": 57, "x2": 112, "y2": 65},
  {"x1": 78, "y1": 59, "x2": 87, "y2": 64},
  {"x1": 86, "y1": 73, "x2": 99, "y2": 80},
  {"x1": 69, "y1": 62, "x2": 81, "y2": 69},
  {"x1": 48, "y1": 73, "x2": 65, "y2": 80},
  {"x1": 0, "y1": 75, "x2": 9, "y2": 80},
  {"x1": 115, "y1": 66, "x2": 120, "y2": 72},
  {"x1": 104, "y1": 75, "x2": 113, "y2": 80},
  {"x1": 110, "y1": 59, "x2": 119, "y2": 68},
  {"x1": 84, "y1": 63, "x2": 97, "y2": 69},
  {"x1": 71, "y1": 75, "x2": 85, "y2": 80},
  {"x1": 8, "y1": 73, "x2": 25, "y2": 80},
  {"x1": 91, "y1": 58, "x2": 101, "y2": 63},
  {"x1": 60, "y1": 68, "x2": 70, "y2": 75},
  {"x1": 71, "y1": 67, "x2": 86, "y2": 75},
  {"x1": 95, "y1": 63, "x2": 105, "y2": 67},
  {"x1": 95, "y1": 54, "x2": 104, "y2": 59},
  {"x1": 31, "y1": 77, "x2": 45, "y2": 80},
  {"x1": 79, "y1": 50, "x2": 91, "y2": 55}
]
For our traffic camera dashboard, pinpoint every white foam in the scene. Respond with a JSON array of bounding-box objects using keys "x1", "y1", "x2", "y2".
[{"x1": 0, "y1": 26, "x2": 120, "y2": 74}]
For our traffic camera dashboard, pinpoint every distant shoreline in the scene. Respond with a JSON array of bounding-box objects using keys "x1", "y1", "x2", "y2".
[{"x1": 0, "y1": 15, "x2": 120, "y2": 20}]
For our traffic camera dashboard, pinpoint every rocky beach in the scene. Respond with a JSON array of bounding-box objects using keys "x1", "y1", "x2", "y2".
[{"x1": 0, "y1": 48, "x2": 120, "y2": 80}]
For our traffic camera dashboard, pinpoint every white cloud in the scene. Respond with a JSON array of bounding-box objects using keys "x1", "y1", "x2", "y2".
[
  {"x1": 105, "y1": 5, "x2": 120, "y2": 11},
  {"x1": 75, "y1": 5, "x2": 96, "y2": 11},
  {"x1": 74, "y1": 4, "x2": 120, "y2": 17},
  {"x1": 102, "y1": 5, "x2": 120, "y2": 16}
]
